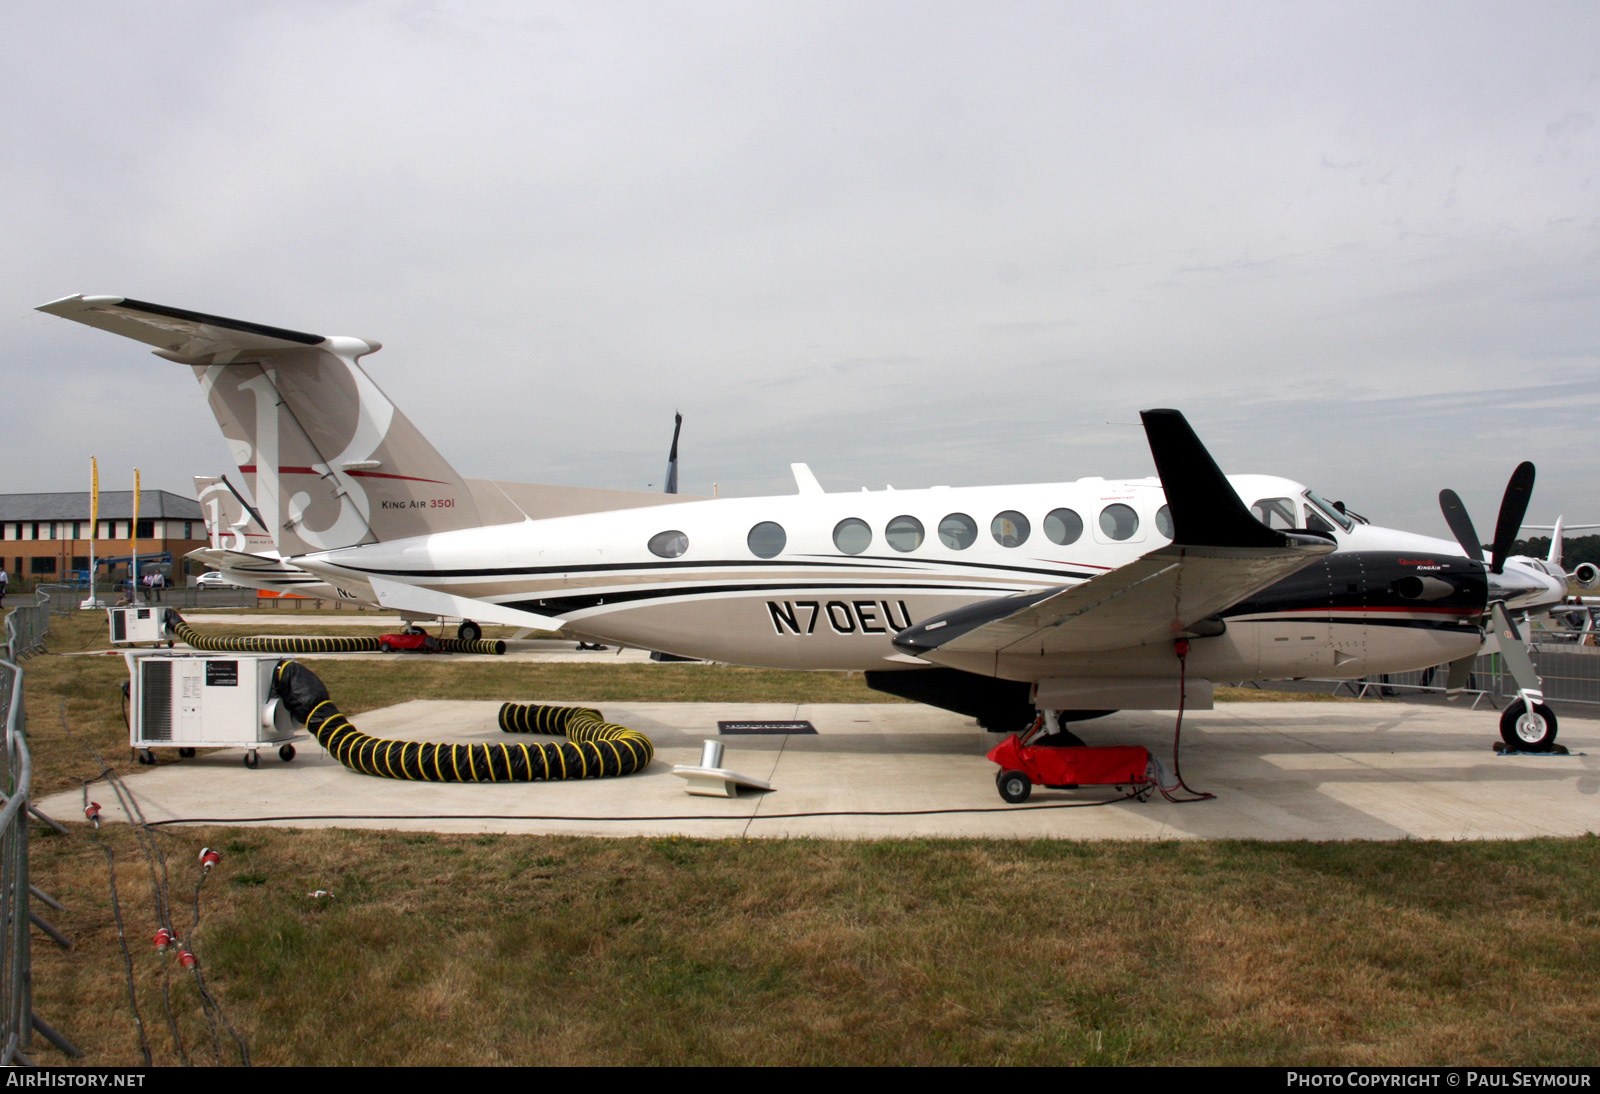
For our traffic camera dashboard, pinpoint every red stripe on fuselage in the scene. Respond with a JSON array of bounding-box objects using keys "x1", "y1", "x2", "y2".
[{"x1": 237, "y1": 465, "x2": 450, "y2": 485}]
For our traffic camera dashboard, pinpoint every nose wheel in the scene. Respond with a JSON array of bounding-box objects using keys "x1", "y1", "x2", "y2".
[{"x1": 1500, "y1": 699, "x2": 1558, "y2": 752}]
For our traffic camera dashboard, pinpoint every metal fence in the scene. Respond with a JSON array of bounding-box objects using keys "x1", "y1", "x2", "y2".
[
  {"x1": 0, "y1": 658, "x2": 33, "y2": 1063},
  {"x1": 3, "y1": 604, "x2": 50, "y2": 664},
  {"x1": 1337, "y1": 643, "x2": 1600, "y2": 708}
]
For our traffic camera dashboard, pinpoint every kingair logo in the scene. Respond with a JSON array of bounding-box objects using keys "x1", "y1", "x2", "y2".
[
  {"x1": 767, "y1": 600, "x2": 914, "y2": 636},
  {"x1": 212, "y1": 355, "x2": 391, "y2": 551},
  {"x1": 1399, "y1": 559, "x2": 1442, "y2": 570}
]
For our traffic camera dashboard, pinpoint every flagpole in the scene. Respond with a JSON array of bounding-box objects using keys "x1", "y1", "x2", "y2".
[
  {"x1": 83, "y1": 457, "x2": 100, "y2": 608},
  {"x1": 131, "y1": 469, "x2": 140, "y2": 604}
]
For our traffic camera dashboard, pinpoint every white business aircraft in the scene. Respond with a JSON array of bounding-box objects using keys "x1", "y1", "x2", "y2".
[
  {"x1": 1515, "y1": 518, "x2": 1600, "y2": 594},
  {"x1": 37, "y1": 294, "x2": 1567, "y2": 750}
]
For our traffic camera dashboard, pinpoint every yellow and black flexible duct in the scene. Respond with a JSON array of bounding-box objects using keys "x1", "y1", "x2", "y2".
[
  {"x1": 272, "y1": 660, "x2": 653, "y2": 782},
  {"x1": 165, "y1": 611, "x2": 506, "y2": 655}
]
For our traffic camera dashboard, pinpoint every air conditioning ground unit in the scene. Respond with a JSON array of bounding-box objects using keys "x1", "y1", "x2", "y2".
[
  {"x1": 124, "y1": 651, "x2": 299, "y2": 769},
  {"x1": 108, "y1": 607, "x2": 169, "y2": 647}
]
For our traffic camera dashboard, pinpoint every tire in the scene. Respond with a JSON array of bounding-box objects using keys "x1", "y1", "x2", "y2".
[
  {"x1": 997, "y1": 769, "x2": 1032, "y2": 804},
  {"x1": 1500, "y1": 700, "x2": 1559, "y2": 752},
  {"x1": 279, "y1": 743, "x2": 296, "y2": 762},
  {"x1": 380, "y1": 641, "x2": 392, "y2": 653},
  {"x1": 458, "y1": 621, "x2": 482, "y2": 642},
  {"x1": 178, "y1": 747, "x2": 195, "y2": 759},
  {"x1": 244, "y1": 751, "x2": 260, "y2": 770}
]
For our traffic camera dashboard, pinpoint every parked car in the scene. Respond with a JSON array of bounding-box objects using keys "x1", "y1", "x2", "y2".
[
  {"x1": 196, "y1": 571, "x2": 242, "y2": 590},
  {"x1": 379, "y1": 630, "x2": 442, "y2": 653}
]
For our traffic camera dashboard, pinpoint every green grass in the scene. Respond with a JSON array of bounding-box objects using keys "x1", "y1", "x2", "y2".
[{"x1": 17, "y1": 611, "x2": 1595, "y2": 1066}]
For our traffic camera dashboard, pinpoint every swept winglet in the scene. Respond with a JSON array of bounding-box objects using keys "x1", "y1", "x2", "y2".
[{"x1": 1141, "y1": 409, "x2": 1316, "y2": 549}]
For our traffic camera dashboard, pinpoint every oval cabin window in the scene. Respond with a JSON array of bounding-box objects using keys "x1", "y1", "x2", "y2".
[
  {"x1": 1043, "y1": 508, "x2": 1083, "y2": 546},
  {"x1": 991, "y1": 510, "x2": 1030, "y2": 547},
  {"x1": 648, "y1": 530, "x2": 689, "y2": 558},
  {"x1": 939, "y1": 513, "x2": 977, "y2": 550},
  {"x1": 833, "y1": 518, "x2": 872, "y2": 555},
  {"x1": 886, "y1": 515, "x2": 924, "y2": 552},
  {"x1": 747, "y1": 521, "x2": 786, "y2": 559}
]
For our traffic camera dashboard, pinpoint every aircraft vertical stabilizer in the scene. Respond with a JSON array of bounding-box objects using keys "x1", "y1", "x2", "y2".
[{"x1": 39, "y1": 295, "x2": 484, "y2": 553}]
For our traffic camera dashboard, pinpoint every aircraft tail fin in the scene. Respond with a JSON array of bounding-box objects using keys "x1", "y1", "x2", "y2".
[{"x1": 41, "y1": 295, "x2": 484, "y2": 554}]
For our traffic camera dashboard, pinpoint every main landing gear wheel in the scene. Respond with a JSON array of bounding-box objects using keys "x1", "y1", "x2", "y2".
[
  {"x1": 457, "y1": 620, "x2": 482, "y2": 642},
  {"x1": 1500, "y1": 700, "x2": 1558, "y2": 752},
  {"x1": 997, "y1": 769, "x2": 1032, "y2": 804}
]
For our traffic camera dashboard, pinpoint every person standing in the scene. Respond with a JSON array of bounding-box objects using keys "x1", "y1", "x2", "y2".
[{"x1": 0, "y1": 565, "x2": 8, "y2": 608}]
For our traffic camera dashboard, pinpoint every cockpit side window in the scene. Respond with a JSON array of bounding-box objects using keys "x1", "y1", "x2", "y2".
[
  {"x1": 1303, "y1": 489, "x2": 1354, "y2": 532},
  {"x1": 1251, "y1": 497, "x2": 1298, "y2": 531}
]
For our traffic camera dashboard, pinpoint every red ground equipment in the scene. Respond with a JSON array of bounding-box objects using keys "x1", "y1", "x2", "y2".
[
  {"x1": 378, "y1": 630, "x2": 442, "y2": 653},
  {"x1": 987, "y1": 724, "x2": 1153, "y2": 803}
]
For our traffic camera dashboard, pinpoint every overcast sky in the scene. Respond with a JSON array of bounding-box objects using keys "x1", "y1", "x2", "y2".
[{"x1": 5, "y1": 1, "x2": 1597, "y2": 540}]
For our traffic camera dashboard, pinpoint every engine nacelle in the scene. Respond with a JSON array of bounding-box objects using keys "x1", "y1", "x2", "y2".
[{"x1": 1574, "y1": 562, "x2": 1600, "y2": 590}]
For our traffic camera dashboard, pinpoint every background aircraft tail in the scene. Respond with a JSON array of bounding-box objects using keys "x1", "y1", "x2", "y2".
[
  {"x1": 193, "y1": 474, "x2": 276, "y2": 555},
  {"x1": 40, "y1": 296, "x2": 485, "y2": 554}
]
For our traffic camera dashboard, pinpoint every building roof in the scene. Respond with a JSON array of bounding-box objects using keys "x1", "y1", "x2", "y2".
[{"x1": 0, "y1": 491, "x2": 201, "y2": 522}]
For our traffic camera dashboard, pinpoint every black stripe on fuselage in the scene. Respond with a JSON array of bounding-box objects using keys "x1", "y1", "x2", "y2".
[
  {"x1": 327, "y1": 555, "x2": 1102, "y2": 583},
  {"x1": 506, "y1": 580, "x2": 1027, "y2": 615}
]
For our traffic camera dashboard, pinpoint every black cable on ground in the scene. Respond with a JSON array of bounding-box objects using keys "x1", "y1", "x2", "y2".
[
  {"x1": 165, "y1": 611, "x2": 506, "y2": 655},
  {"x1": 273, "y1": 660, "x2": 654, "y2": 782},
  {"x1": 186, "y1": 867, "x2": 250, "y2": 1067},
  {"x1": 1162, "y1": 640, "x2": 1214, "y2": 803}
]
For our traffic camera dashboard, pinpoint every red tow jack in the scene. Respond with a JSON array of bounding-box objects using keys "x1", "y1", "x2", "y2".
[{"x1": 987, "y1": 717, "x2": 1154, "y2": 804}]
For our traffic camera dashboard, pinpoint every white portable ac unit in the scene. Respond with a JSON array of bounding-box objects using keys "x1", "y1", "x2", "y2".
[
  {"x1": 125, "y1": 652, "x2": 298, "y2": 768},
  {"x1": 108, "y1": 607, "x2": 168, "y2": 647}
]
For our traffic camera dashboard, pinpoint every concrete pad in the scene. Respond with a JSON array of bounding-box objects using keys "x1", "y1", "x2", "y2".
[{"x1": 40, "y1": 700, "x2": 1600, "y2": 840}]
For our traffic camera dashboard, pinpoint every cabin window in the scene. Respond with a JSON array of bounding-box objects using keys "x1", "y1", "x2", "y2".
[
  {"x1": 1099, "y1": 504, "x2": 1139, "y2": 541},
  {"x1": 647, "y1": 530, "x2": 689, "y2": 558},
  {"x1": 833, "y1": 518, "x2": 872, "y2": 555},
  {"x1": 938, "y1": 513, "x2": 977, "y2": 550},
  {"x1": 1251, "y1": 497, "x2": 1297, "y2": 531},
  {"x1": 886, "y1": 515, "x2": 924, "y2": 553},
  {"x1": 1043, "y1": 508, "x2": 1083, "y2": 546},
  {"x1": 1155, "y1": 505, "x2": 1174, "y2": 539},
  {"x1": 747, "y1": 521, "x2": 786, "y2": 559},
  {"x1": 991, "y1": 511, "x2": 1030, "y2": 547}
]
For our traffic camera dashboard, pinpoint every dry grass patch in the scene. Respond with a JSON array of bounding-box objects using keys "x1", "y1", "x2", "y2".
[{"x1": 25, "y1": 828, "x2": 1600, "y2": 1067}]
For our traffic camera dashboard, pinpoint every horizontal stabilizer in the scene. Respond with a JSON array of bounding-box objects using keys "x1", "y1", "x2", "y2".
[
  {"x1": 368, "y1": 577, "x2": 565, "y2": 632},
  {"x1": 39, "y1": 293, "x2": 487, "y2": 553},
  {"x1": 37, "y1": 295, "x2": 329, "y2": 361}
]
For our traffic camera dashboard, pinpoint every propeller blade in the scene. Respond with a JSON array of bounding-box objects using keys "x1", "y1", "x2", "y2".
[
  {"x1": 1439, "y1": 489, "x2": 1482, "y2": 562},
  {"x1": 1489, "y1": 461, "x2": 1536, "y2": 574}
]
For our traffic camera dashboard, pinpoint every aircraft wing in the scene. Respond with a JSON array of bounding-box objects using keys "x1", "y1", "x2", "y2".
[
  {"x1": 893, "y1": 409, "x2": 1335, "y2": 662},
  {"x1": 893, "y1": 541, "x2": 1328, "y2": 659}
]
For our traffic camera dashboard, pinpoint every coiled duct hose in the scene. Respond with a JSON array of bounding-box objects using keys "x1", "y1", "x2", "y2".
[
  {"x1": 165, "y1": 610, "x2": 506, "y2": 655},
  {"x1": 273, "y1": 660, "x2": 653, "y2": 782}
]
